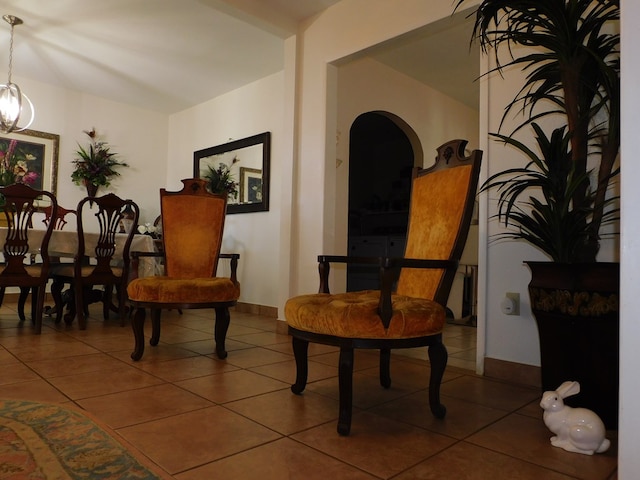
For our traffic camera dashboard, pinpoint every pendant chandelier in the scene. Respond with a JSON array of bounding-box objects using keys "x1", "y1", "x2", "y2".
[{"x1": 0, "y1": 15, "x2": 34, "y2": 133}]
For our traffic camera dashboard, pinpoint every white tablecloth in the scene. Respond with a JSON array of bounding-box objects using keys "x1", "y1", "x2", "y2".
[{"x1": 0, "y1": 228, "x2": 158, "y2": 278}]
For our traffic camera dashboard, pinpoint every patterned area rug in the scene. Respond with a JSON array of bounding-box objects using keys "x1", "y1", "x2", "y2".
[{"x1": 0, "y1": 399, "x2": 168, "y2": 479}]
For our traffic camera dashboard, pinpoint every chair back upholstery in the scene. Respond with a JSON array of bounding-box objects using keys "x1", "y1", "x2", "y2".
[
  {"x1": 0, "y1": 183, "x2": 57, "y2": 280},
  {"x1": 42, "y1": 204, "x2": 76, "y2": 230},
  {"x1": 160, "y1": 178, "x2": 227, "y2": 279},
  {"x1": 396, "y1": 139, "x2": 481, "y2": 305},
  {"x1": 75, "y1": 193, "x2": 139, "y2": 281}
]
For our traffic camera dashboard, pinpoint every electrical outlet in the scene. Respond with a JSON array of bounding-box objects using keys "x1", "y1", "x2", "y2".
[{"x1": 504, "y1": 292, "x2": 520, "y2": 315}]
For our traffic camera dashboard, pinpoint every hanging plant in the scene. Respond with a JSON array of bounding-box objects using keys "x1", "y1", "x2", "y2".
[{"x1": 71, "y1": 128, "x2": 128, "y2": 188}]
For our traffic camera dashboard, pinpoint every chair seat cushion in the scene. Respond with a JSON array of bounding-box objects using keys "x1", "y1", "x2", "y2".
[
  {"x1": 127, "y1": 276, "x2": 240, "y2": 304},
  {"x1": 0, "y1": 264, "x2": 46, "y2": 282},
  {"x1": 285, "y1": 290, "x2": 445, "y2": 339}
]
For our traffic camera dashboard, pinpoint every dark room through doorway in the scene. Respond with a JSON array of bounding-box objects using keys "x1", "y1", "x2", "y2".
[{"x1": 346, "y1": 111, "x2": 415, "y2": 291}]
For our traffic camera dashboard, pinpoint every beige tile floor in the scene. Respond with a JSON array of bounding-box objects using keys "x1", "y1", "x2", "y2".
[{"x1": 0, "y1": 301, "x2": 617, "y2": 479}]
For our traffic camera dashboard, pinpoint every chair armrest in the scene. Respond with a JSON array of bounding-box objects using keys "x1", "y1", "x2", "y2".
[
  {"x1": 316, "y1": 255, "x2": 383, "y2": 294},
  {"x1": 378, "y1": 257, "x2": 458, "y2": 328},
  {"x1": 383, "y1": 257, "x2": 458, "y2": 269},
  {"x1": 131, "y1": 251, "x2": 164, "y2": 259},
  {"x1": 220, "y1": 253, "x2": 240, "y2": 285},
  {"x1": 318, "y1": 255, "x2": 382, "y2": 265},
  {"x1": 315, "y1": 255, "x2": 457, "y2": 294},
  {"x1": 130, "y1": 250, "x2": 165, "y2": 281},
  {"x1": 316, "y1": 255, "x2": 458, "y2": 329}
]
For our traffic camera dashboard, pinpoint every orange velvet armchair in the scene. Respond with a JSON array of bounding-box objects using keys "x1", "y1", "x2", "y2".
[
  {"x1": 127, "y1": 178, "x2": 240, "y2": 361},
  {"x1": 285, "y1": 139, "x2": 482, "y2": 435}
]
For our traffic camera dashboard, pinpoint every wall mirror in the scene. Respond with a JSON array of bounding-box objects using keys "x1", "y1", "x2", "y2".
[{"x1": 193, "y1": 131, "x2": 271, "y2": 214}]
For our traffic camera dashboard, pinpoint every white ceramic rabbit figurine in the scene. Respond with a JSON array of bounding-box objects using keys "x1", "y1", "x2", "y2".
[{"x1": 540, "y1": 381, "x2": 610, "y2": 455}]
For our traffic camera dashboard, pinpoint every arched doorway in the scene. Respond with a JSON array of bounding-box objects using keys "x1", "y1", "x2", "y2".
[{"x1": 346, "y1": 111, "x2": 416, "y2": 291}]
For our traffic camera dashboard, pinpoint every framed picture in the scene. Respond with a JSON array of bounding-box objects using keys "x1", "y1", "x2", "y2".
[
  {"x1": 0, "y1": 129, "x2": 59, "y2": 204},
  {"x1": 240, "y1": 167, "x2": 262, "y2": 204}
]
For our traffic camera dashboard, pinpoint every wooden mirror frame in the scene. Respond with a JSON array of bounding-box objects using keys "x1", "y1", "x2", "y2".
[{"x1": 193, "y1": 131, "x2": 271, "y2": 214}]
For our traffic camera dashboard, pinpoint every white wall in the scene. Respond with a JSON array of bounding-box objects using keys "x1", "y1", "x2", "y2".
[
  {"x1": 11, "y1": 75, "x2": 168, "y2": 226},
  {"x1": 16, "y1": 68, "x2": 286, "y2": 310},
  {"x1": 168, "y1": 72, "x2": 285, "y2": 308}
]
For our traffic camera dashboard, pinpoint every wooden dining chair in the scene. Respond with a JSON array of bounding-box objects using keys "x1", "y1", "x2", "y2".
[
  {"x1": 49, "y1": 194, "x2": 139, "y2": 329},
  {"x1": 0, "y1": 183, "x2": 58, "y2": 333},
  {"x1": 285, "y1": 139, "x2": 482, "y2": 435},
  {"x1": 12, "y1": 204, "x2": 78, "y2": 321},
  {"x1": 41, "y1": 204, "x2": 77, "y2": 231},
  {"x1": 127, "y1": 178, "x2": 240, "y2": 361}
]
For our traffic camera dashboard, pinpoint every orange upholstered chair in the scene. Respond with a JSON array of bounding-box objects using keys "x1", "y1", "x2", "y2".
[
  {"x1": 285, "y1": 139, "x2": 482, "y2": 435},
  {"x1": 127, "y1": 178, "x2": 240, "y2": 361}
]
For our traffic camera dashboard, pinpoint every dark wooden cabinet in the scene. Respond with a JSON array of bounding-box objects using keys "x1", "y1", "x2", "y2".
[{"x1": 347, "y1": 235, "x2": 406, "y2": 291}]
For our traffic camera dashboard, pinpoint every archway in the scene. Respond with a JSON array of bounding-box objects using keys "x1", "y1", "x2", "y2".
[{"x1": 346, "y1": 111, "x2": 417, "y2": 291}]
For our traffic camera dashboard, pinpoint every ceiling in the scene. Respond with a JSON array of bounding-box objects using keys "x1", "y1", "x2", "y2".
[{"x1": 0, "y1": 0, "x2": 478, "y2": 115}]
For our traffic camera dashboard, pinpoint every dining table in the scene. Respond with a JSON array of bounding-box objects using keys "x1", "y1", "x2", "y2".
[
  {"x1": 0, "y1": 227, "x2": 160, "y2": 322},
  {"x1": 7, "y1": 227, "x2": 161, "y2": 321}
]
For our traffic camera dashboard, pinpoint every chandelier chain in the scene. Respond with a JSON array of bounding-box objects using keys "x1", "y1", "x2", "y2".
[{"x1": 7, "y1": 20, "x2": 13, "y2": 84}]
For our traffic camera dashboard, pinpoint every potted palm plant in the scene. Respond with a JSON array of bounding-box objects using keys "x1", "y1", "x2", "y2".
[{"x1": 455, "y1": 0, "x2": 620, "y2": 427}]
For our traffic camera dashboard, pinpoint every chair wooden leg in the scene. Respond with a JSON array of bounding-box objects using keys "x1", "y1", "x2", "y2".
[
  {"x1": 116, "y1": 284, "x2": 128, "y2": 327},
  {"x1": 214, "y1": 307, "x2": 230, "y2": 359},
  {"x1": 34, "y1": 284, "x2": 46, "y2": 335},
  {"x1": 290, "y1": 337, "x2": 309, "y2": 395},
  {"x1": 150, "y1": 309, "x2": 161, "y2": 346},
  {"x1": 64, "y1": 290, "x2": 77, "y2": 325},
  {"x1": 338, "y1": 347, "x2": 354, "y2": 436},
  {"x1": 74, "y1": 283, "x2": 87, "y2": 330},
  {"x1": 427, "y1": 339, "x2": 448, "y2": 419},
  {"x1": 50, "y1": 279, "x2": 65, "y2": 325},
  {"x1": 30, "y1": 286, "x2": 38, "y2": 324},
  {"x1": 380, "y1": 348, "x2": 391, "y2": 388},
  {"x1": 17, "y1": 286, "x2": 30, "y2": 321},
  {"x1": 130, "y1": 307, "x2": 146, "y2": 361},
  {"x1": 103, "y1": 285, "x2": 112, "y2": 320}
]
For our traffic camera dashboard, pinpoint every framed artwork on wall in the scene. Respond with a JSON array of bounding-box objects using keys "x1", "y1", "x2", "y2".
[
  {"x1": 240, "y1": 167, "x2": 262, "y2": 204},
  {"x1": 0, "y1": 129, "x2": 60, "y2": 201}
]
